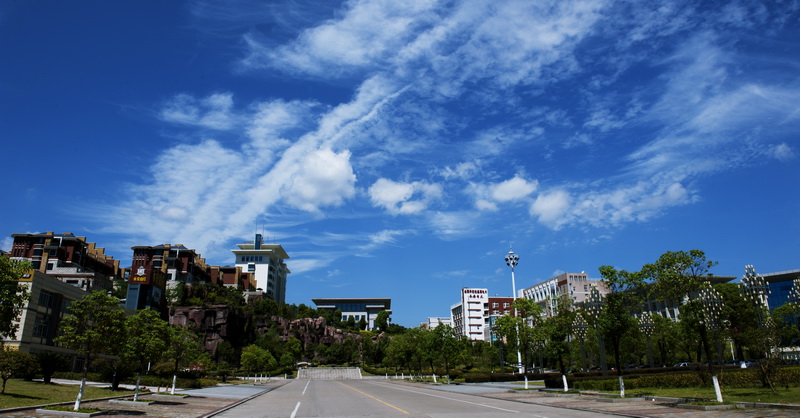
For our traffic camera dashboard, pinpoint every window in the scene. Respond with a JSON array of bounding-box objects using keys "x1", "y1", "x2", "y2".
[
  {"x1": 46, "y1": 263, "x2": 54, "y2": 271},
  {"x1": 503, "y1": 302, "x2": 510, "y2": 308},
  {"x1": 33, "y1": 314, "x2": 49, "y2": 337},
  {"x1": 38, "y1": 290, "x2": 54, "y2": 308},
  {"x1": 492, "y1": 302, "x2": 499, "y2": 308},
  {"x1": 248, "y1": 264, "x2": 255, "y2": 272}
]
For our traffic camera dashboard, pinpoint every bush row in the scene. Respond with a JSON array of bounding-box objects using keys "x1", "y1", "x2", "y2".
[
  {"x1": 569, "y1": 367, "x2": 800, "y2": 391},
  {"x1": 464, "y1": 372, "x2": 552, "y2": 383}
]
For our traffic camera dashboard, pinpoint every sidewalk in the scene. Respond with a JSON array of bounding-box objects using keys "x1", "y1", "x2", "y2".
[
  {"x1": 0, "y1": 381, "x2": 287, "y2": 417},
  {"x1": 478, "y1": 389, "x2": 800, "y2": 417}
]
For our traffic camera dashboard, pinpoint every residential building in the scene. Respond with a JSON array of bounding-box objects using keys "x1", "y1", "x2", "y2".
[
  {"x1": 126, "y1": 243, "x2": 211, "y2": 313},
  {"x1": 312, "y1": 298, "x2": 391, "y2": 330},
  {"x1": 232, "y1": 234, "x2": 290, "y2": 303},
  {"x1": 9, "y1": 232, "x2": 121, "y2": 292}
]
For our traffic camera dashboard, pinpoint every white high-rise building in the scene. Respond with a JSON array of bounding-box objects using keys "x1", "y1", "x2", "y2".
[
  {"x1": 232, "y1": 234, "x2": 290, "y2": 303},
  {"x1": 450, "y1": 287, "x2": 488, "y2": 341}
]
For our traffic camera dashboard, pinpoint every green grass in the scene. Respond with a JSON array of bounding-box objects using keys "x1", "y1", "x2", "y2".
[
  {"x1": 0, "y1": 379, "x2": 134, "y2": 409},
  {"x1": 625, "y1": 386, "x2": 800, "y2": 405}
]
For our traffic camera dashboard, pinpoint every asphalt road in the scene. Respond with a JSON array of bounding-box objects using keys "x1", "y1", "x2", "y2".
[{"x1": 214, "y1": 379, "x2": 612, "y2": 417}]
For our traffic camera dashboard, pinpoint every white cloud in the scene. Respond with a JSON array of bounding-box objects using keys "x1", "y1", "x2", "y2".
[
  {"x1": 771, "y1": 143, "x2": 794, "y2": 161},
  {"x1": 368, "y1": 178, "x2": 441, "y2": 215},
  {"x1": 160, "y1": 93, "x2": 238, "y2": 130},
  {"x1": 0, "y1": 237, "x2": 12, "y2": 252},
  {"x1": 281, "y1": 149, "x2": 357, "y2": 212},
  {"x1": 530, "y1": 190, "x2": 571, "y2": 229},
  {"x1": 490, "y1": 176, "x2": 538, "y2": 202},
  {"x1": 469, "y1": 175, "x2": 537, "y2": 211}
]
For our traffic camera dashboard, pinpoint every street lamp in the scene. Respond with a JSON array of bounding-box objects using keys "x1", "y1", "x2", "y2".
[
  {"x1": 697, "y1": 284, "x2": 725, "y2": 403},
  {"x1": 740, "y1": 265, "x2": 771, "y2": 327},
  {"x1": 504, "y1": 250, "x2": 524, "y2": 374},
  {"x1": 585, "y1": 286, "x2": 608, "y2": 376},
  {"x1": 639, "y1": 312, "x2": 655, "y2": 368},
  {"x1": 572, "y1": 314, "x2": 589, "y2": 372}
]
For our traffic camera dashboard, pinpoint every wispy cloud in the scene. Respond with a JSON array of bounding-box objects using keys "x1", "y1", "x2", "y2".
[{"x1": 87, "y1": 0, "x2": 800, "y2": 274}]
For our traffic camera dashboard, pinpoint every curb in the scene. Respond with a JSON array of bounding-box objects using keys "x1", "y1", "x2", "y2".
[{"x1": 200, "y1": 381, "x2": 290, "y2": 418}]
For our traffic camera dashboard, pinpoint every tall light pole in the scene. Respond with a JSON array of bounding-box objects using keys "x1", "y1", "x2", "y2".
[
  {"x1": 586, "y1": 286, "x2": 608, "y2": 376},
  {"x1": 505, "y1": 250, "x2": 524, "y2": 374}
]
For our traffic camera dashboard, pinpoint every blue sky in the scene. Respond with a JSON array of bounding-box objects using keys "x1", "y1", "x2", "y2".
[{"x1": 1, "y1": 1, "x2": 798, "y2": 327}]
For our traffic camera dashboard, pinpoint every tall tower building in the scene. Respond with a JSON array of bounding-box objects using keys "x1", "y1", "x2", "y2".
[{"x1": 232, "y1": 234, "x2": 290, "y2": 303}]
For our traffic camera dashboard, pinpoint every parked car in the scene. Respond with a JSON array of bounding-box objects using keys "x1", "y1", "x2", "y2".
[{"x1": 673, "y1": 362, "x2": 691, "y2": 367}]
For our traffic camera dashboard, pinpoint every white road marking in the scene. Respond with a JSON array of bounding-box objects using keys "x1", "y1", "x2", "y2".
[
  {"x1": 290, "y1": 401, "x2": 301, "y2": 418},
  {"x1": 302, "y1": 380, "x2": 310, "y2": 395}
]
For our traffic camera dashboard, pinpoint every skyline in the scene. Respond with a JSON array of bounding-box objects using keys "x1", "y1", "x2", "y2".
[{"x1": 1, "y1": 1, "x2": 798, "y2": 327}]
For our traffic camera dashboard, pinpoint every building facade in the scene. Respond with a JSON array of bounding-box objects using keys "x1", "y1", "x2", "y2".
[
  {"x1": 9, "y1": 232, "x2": 121, "y2": 292},
  {"x1": 232, "y1": 234, "x2": 290, "y2": 303},
  {"x1": 126, "y1": 244, "x2": 212, "y2": 313},
  {"x1": 450, "y1": 288, "x2": 489, "y2": 341},
  {"x1": 312, "y1": 298, "x2": 391, "y2": 330},
  {"x1": 521, "y1": 272, "x2": 608, "y2": 317}
]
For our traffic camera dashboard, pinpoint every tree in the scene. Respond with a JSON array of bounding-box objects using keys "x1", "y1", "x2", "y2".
[
  {"x1": 165, "y1": 325, "x2": 204, "y2": 394},
  {"x1": 240, "y1": 344, "x2": 276, "y2": 373},
  {"x1": 36, "y1": 351, "x2": 68, "y2": 385},
  {"x1": 0, "y1": 348, "x2": 39, "y2": 394},
  {"x1": 543, "y1": 295, "x2": 575, "y2": 389},
  {"x1": 0, "y1": 257, "x2": 32, "y2": 340},
  {"x1": 433, "y1": 324, "x2": 463, "y2": 377},
  {"x1": 374, "y1": 311, "x2": 390, "y2": 332},
  {"x1": 55, "y1": 291, "x2": 126, "y2": 410},
  {"x1": 598, "y1": 265, "x2": 645, "y2": 397},
  {"x1": 643, "y1": 249, "x2": 723, "y2": 402},
  {"x1": 122, "y1": 308, "x2": 170, "y2": 401}
]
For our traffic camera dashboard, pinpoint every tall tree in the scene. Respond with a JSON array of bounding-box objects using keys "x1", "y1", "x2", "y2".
[
  {"x1": 56, "y1": 291, "x2": 126, "y2": 410},
  {"x1": 165, "y1": 325, "x2": 203, "y2": 394},
  {"x1": 0, "y1": 257, "x2": 32, "y2": 340},
  {"x1": 598, "y1": 265, "x2": 645, "y2": 397},
  {"x1": 122, "y1": 308, "x2": 170, "y2": 401},
  {"x1": 543, "y1": 295, "x2": 575, "y2": 389},
  {"x1": 433, "y1": 324, "x2": 462, "y2": 378},
  {"x1": 643, "y1": 249, "x2": 723, "y2": 402}
]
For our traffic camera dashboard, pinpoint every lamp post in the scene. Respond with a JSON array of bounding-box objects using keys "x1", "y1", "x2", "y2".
[
  {"x1": 740, "y1": 265, "x2": 771, "y2": 327},
  {"x1": 740, "y1": 265, "x2": 776, "y2": 362},
  {"x1": 639, "y1": 312, "x2": 655, "y2": 368},
  {"x1": 572, "y1": 314, "x2": 589, "y2": 372},
  {"x1": 505, "y1": 250, "x2": 524, "y2": 375},
  {"x1": 585, "y1": 286, "x2": 608, "y2": 376},
  {"x1": 697, "y1": 284, "x2": 725, "y2": 403}
]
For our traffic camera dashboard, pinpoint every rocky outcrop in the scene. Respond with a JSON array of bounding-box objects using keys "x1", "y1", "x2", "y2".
[{"x1": 170, "y1": 305, "x2": 361, "y2": 356}]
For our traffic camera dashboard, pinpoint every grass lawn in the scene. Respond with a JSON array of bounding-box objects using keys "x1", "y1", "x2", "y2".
[
  {"x1": 0, "y1": 379, "x2": 134, "y2": 410},
  {"x1": 625, "y1": 386, "x2": 800, "y2": 405}
]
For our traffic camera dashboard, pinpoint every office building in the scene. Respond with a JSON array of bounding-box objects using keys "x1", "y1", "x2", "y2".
[
  {"x1": 312, "y1": 298, "x2": 391, "y2": 330},
  {"x1": 232, "y1": 234, "x2": 290, "y2": 303}
]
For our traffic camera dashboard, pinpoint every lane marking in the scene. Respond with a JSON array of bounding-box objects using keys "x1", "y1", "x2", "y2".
[
  {"x1": 290, "y1": 401, "x2": 301, "y2": 418},
  {"x1": 371, "y1": 382, "x2": 524, "y2": 414},
  {"x1": 302, "y1": 380, "x2": 310, "y2": 395},
  {"x1": 337, "y1": 382, "x2": 411, "y2": 415}
]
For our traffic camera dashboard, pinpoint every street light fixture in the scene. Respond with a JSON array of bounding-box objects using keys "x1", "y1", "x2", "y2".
[
  {"x1": 572, "y1": 313, "x2": 589, "y2": 371},
  {"x1": 585, "y1": 286, "x2": 608, "y2": 376},
  {"x1": 639, "y1": 312, "x2": 655, "y2": 368},
  {"x1": 504, "y1": 250, "x2": 524, "y2": 375},
  {"x1": 740, "y1": 265, "x2": 771, "y2": 327}
]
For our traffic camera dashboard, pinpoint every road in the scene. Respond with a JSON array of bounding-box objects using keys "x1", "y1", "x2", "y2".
[{"x1": 214, "y1": 379, "x2": 613, "y2": 417}]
